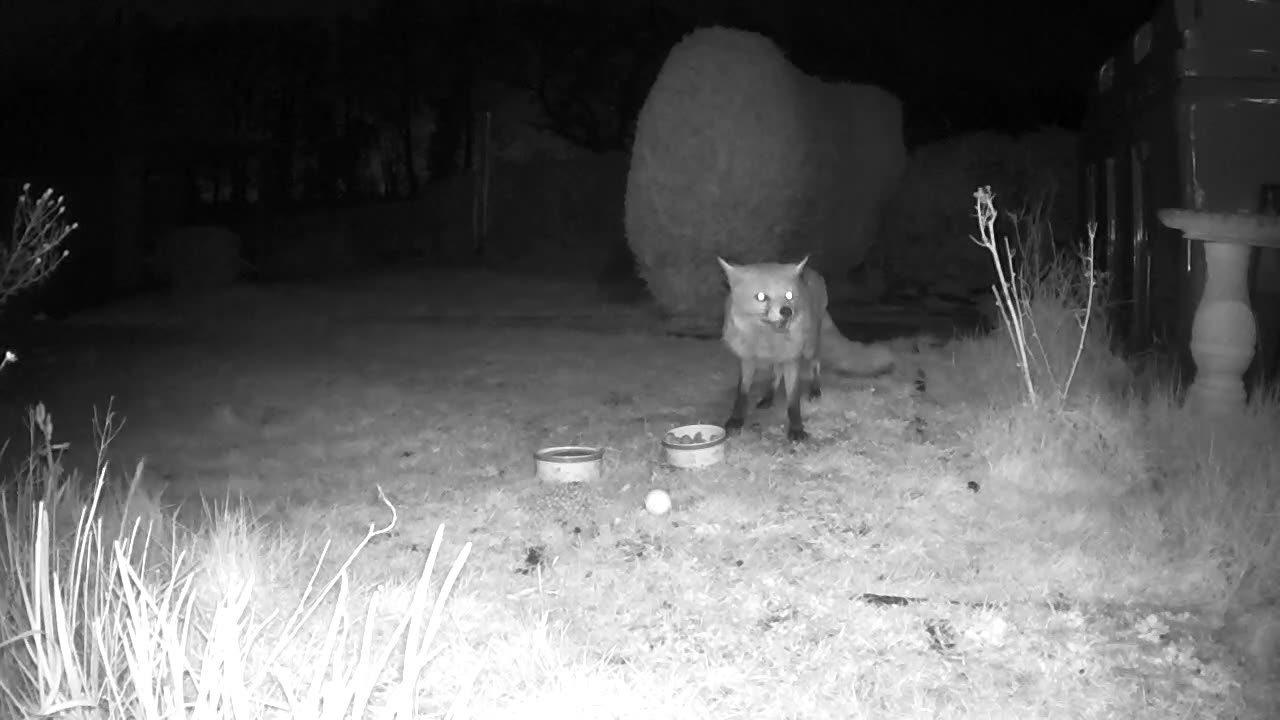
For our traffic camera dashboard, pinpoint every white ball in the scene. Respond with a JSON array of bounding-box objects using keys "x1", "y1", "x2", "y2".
[{"x1": 645, "y1": 489, "x2": 672, "y2": 515}]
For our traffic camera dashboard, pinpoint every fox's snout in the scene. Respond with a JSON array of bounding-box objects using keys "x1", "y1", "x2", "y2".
[{"x1": 762, "y1": 302, "x2": 794, "y2": 330}]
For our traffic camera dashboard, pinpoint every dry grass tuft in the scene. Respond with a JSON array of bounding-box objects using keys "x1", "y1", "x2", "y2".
[{"x1": 0, "y1": 405, "x2": 472, "y2": 719}]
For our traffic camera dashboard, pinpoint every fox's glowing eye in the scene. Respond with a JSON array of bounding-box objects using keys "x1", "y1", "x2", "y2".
[
  {"x1": 754, "y1": 292, "x2": 767, "y2": 303},
  {"x1": 784, "y1": 291, "x2": 794, "y2": 301}
]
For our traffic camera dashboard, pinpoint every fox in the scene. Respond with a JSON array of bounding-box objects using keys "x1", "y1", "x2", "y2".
[{"x1": 717, "y1": 255, "x2": 894, "y2": 442}]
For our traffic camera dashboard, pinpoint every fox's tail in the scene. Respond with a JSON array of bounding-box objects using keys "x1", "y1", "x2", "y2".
[{"x1": 819, "y1": 310, "x2": 895, "y2": 376}]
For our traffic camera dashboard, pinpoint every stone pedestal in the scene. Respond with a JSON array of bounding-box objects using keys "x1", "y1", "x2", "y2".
[{"x1": 1157, "y1": 210, "x2": 1280, "y2": 414}]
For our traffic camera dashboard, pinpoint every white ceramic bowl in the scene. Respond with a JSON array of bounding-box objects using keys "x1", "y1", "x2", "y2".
[
  {"x1": 662, "y1": 424, "x2": 727, "y2": 469},
  {"x1": 534, "y1": 445, "x2": 604, "y2": 483}
]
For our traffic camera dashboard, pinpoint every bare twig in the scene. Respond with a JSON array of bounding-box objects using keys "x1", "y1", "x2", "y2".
[
  {"x1": 3, "y1": 184, "x2": 75, "y2": 309},
  {"x1": 972, "y1": 186, "x2": 1037, "y2": 405},
  {"x1": 1061, "y1": 221, "x2": 1099, "y2": 400},
  {"x1": 970, "y1": 186, "x2": 1101, "y2": 405}
]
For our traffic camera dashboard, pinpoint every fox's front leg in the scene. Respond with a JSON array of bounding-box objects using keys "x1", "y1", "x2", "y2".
[
  {"x1": 766, "y1": 362, "x2": 818, "y2": 405},
  {"x1": 780, "y1": 360, "x2": 808, "y2": 442},
  {"x1": 757, "y1": 367, "x2": 780, "y2": 408},
  {"x1": 809, "y1": 333, "x2": 823, "y2": 401},
  {"x1": 724, "y1": 358, "x2": 756, "y2": 434}
]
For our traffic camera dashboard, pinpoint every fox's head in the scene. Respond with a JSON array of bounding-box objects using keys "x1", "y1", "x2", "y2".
[{"x1": 717, "y1": 256, "x2": 810, "y2": 331}]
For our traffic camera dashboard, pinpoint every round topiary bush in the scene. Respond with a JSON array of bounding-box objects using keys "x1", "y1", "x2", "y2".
[
  {"x1": 796, "y1": 78, "x2": 907, "y2": 280},
  {"x1": 625, "y1": 26, "x2": 906, "y2": 328},
  {"x1": 625, "y1": 27, "x2": 810, "y2": 326}
]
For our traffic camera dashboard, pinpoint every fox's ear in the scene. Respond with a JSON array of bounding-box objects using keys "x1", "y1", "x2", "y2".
[
  {"x1": 716, "y1": 256, "x2": 737, "y2": 278},
  {"x1": 794, "y1": 255, "x2": 810, "y2": 274}
]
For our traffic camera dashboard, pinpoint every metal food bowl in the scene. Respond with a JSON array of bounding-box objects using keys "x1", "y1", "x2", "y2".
[
  {"x1": 662, "y1": 424, "x2": 727, "y2": 469},
  {"x1": 534, "y1": 445, "x2": 604, "y2": 483}
]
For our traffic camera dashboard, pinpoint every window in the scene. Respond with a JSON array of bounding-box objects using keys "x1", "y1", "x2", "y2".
[
  {"x1": 1098, "y1": 59, "x2": 1115, "y2": 94},
  {"x1": 1106, "y1": 156, "x2": 1118, "y2": 277},
  {"x1": 1133, "y1": 23, "x2": 1152, "y2": 64},
  {"x1": 1131, "y1": 143, "x2": 1150, "y2": 342}
]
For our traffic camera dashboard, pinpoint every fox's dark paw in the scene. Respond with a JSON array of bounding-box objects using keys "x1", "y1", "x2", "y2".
[
  {"x1": 808, "y1": 386, "x2": 822, "y2": 401},
  {"x1": 724, "y1": 417, "x2": 745, "y2": 435},
  {"x1": 786, "y1": 426, "x2": 809, "y2": 442}
]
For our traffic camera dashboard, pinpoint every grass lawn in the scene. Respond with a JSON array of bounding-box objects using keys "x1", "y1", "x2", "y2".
[{"x1": 1, "y1": 265, "x2": 1276, "y2": 719}]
